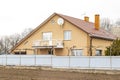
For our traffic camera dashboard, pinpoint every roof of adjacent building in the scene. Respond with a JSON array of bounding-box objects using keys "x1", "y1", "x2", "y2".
[{"x1": 10, "y1": 13, "x2": 116, "y2": 52}]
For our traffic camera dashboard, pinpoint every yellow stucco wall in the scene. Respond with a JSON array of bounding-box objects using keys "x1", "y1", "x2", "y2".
[
  {"x1": 12, "y1": 14, "x2": 113, "y2": 56},
  {"x1": 92, "y1": 38, "x2": 113, "y2": 56}
]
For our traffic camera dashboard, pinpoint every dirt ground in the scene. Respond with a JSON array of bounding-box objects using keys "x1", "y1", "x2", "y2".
[{"x1": 0, "y1": 67, "x2": 120, "y2": 80}]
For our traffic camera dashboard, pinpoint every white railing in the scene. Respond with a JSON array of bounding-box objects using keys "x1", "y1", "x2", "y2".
[
  {"x1": 33, "y1": 39, "x2": 63, "y2": 48},
  {"x1": 0, "y1": 55, "x2": 120, "y2": 70}
]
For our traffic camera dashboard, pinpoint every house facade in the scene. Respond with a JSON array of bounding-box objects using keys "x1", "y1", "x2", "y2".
[{"x1": 11, "y1": 13, "x2": 116, "y2": 56}]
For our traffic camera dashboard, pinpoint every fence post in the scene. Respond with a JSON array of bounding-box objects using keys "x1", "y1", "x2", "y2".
[
  {"x1": 69, "y1": 53, "x2": 70, "y2": 68},
  {"x1": 50, "y1": 55, "x2": 52, "y2": 67},
  {"x1": 110, "y1": 47, "x2": 112, "y2": 69},
  {"x1": 5, "y1": 52, "x2": 7, "y2": 66},
  {"x1": 88, "y1": 54, "x2": 90, "y2": 69},
  {"x1": 19, "y1": 49, "x2": 21, "y2": 66},
  {"x1": 34, "y1": 49, "x2": 36, "y2": 66}
]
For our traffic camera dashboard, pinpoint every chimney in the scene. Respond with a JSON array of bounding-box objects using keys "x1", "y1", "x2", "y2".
[
  {"x1": 94, "y1": 14, "x2": 100, "y2": 30},
  {"x1": 84, "y1": 16, "x2": 89, "y2": 22}
]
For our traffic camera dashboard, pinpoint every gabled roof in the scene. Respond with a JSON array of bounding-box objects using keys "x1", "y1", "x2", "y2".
[{"x1": 11, "y1": 13, "x2": 116, "y2": 52}]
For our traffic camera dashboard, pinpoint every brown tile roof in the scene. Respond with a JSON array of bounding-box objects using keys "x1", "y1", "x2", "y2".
[
  {"x1": 56, "y1": 13, "x2": 116, "y2": 40},
  {"x1": 10, "y1": 13, "x2": 116, "y2": 52}
]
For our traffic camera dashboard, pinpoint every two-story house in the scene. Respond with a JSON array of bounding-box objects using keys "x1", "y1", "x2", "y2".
[{"x1": 10, "y1": 13, "x2": 116, "y2": 56}]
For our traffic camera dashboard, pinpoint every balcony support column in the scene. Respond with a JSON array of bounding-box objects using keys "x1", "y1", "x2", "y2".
[
  {"x1": 35, "y1": 48, "x2": 38, "y2": 55},
  {"x1": 52, "y1": 46, "x2": 56, "y2": 55}
]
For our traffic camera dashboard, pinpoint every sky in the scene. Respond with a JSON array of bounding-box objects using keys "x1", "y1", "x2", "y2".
[{"x1": 0, "y1": 0, "x2": 120, "y2": 37}]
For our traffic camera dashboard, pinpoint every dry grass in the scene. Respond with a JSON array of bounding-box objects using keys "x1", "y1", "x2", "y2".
[{"x1": 0, "y1": 67, "x2": 119, "y2": 80}]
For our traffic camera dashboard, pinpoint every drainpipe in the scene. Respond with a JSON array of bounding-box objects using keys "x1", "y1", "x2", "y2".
[{"x1": 90, "y1": 37, "x2": 93, "y2": 56}]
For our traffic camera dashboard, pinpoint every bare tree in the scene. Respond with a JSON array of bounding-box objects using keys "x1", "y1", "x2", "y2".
[
  {"x1": 9, "y1": 34, "x2": 21, "y2": 48},
  {"x1": 115, "y1": 18, "x2": 120, "y2": 25},
  {"x1": 100, "y1": 18, "x2": 112, "y2": 31},
  {"x1": 0, "y1": 36, "x2": 11, "y2": 54},
  {"x1": 0, "y1": 28, "x2": 33, "y2": 54},
  {"x1": 0, "y1": 38, "x2": 4, "y2": 54},
  {"x1": 21, "y1": 28, "x2": 33, "y2": 39}
]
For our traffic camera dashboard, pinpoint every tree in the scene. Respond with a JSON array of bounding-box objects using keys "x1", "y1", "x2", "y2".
[
  {"x1": 0, "y1": 38, "x2": 4, "y2": 54},
  {"x1": 9, "y1": 34, "x2": 21, "y2": 48},
  {"x1": 105, "y1": 38, "x2": 120, "y2": 56},
  {"x1": 100, "y1": 18, "x2": 112, "y2": 31},
  {"x1": 0, "y1": 36, "x2": 11, "y2": 54},
  {"x1": 21, "y1": 28, "x2": 33, "y2": 39},
  {"x1": 115, "y1": 18, "x2": 120, "y2": 25},
  {"x1": 0, "y1": 28, "x2": 33, "y2": 54}
]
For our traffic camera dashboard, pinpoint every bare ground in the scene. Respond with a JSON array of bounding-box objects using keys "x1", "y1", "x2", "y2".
[{"x1": 0, "y1": 66, "x2": 120, "y2": 80}]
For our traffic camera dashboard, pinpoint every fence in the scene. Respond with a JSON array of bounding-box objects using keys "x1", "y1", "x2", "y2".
[{"x1": 0, "y1": 55, "x2": 120, "y2": 70}]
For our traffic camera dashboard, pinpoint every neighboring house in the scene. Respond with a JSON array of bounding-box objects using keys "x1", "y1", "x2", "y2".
[{"x1": 10, "y1": 13, "x2": 116, "y2": 56}]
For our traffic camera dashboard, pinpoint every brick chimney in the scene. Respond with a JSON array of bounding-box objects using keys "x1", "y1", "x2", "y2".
[
  {"x1": 84, "y1": 16, "x2": 89, "y2": 22},
  {"x1": 94, "y1": 14, "x2": 100, "y2": 30}
]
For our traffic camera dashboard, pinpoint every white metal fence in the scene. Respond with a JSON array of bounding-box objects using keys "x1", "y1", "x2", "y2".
[{"x1": 0, "y1": 55, "x2": 120, "y2": 70}]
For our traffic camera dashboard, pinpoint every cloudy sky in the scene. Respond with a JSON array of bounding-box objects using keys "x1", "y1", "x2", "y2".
[{"x1": 0, "y1": 0, "x2": 120, "y2": 36}]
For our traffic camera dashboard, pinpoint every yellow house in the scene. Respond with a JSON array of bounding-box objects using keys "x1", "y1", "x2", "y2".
[{"x1": 10, "y1": 13, "x2": 116, "y2": 56}]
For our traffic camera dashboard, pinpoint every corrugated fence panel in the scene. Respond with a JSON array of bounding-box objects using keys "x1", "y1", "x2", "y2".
[
  {"x1": 52, "y1": 56, "x2": 69, "y2": 68},
  {"x1": 70, "y1": 56, "x2": 89, "y2": 68},
  {"x1": 0, "y1": 55, "x2": 120, "y2": 69},
  {"x1": 112, "y1": 56, "x2": 120, "y2": 69},
  {"x1": 7, "y1": 55, "x2": 20, "y2": 65},
  {"x1": 90, "y1": 56, "x2": 111, "y2": 69},
  {"x1": 36, "y1": 55, "x2": 51, "y2": 66},
  {"x1": 20, "y1": 55, "x2": 35, "y2": 66},
  {"x1": 0, "y1": 55, "x2": 3, "y2": 65}
]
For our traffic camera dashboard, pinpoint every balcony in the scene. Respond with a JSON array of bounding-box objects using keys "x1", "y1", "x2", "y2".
[{"x1": 32, "y1": 39, "x2": 64, "y2": 48}]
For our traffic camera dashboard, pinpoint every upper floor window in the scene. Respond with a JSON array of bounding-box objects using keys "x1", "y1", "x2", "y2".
[
  {"x1": 42, "y1": 32, "x2": 52, "y2": 40},
  {"x1": 64, "y1": 30, "x2": 71, "y2": 40}
]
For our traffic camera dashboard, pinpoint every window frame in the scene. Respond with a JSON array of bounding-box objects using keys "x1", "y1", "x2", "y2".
[
  {"x1": 64, "y1": 30, "x2": 72, "y2": 40},
  {"x1": 71, "y1": 49, "x2": 83, "y2": 56},
  {"x1": 42, "y1": 32, "x2": 52, "y2": 41}
]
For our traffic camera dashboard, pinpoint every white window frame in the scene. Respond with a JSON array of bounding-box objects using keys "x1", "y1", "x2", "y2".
[
  {"x1": 72, "y1": 49, "x2": 83, "y2": 56},
  {"x1": 64, "y1": 30, "x2": 71, "y2": 40},
  {"x1": 42, "y1": 32, "x2": 52, "y2": 40}
]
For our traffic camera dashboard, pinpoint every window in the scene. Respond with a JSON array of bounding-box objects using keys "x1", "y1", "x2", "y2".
[
  {"x1": 43, "y1": 32, "x2": 52, "y2": 40},
  {"x1": 64, "y1": 31, "x2": 71, "y2": 40},
  {"x1": 72, "y1": 49, "x2": 83, "y2": 56},
  {"x1": 96, "y1": 50, "x2": 102, "y2": 56},
  {"x1": 14, "y1": 51, "x2": 26, "y2": 55}
]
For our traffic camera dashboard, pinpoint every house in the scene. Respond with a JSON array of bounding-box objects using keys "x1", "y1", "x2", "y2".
[{"x1": 10, "y1": 13, "x2": 116, "y2": 56}]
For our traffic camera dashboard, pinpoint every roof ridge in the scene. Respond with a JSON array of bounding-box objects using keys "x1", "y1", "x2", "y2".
[{"x1": 56, "y1": 13, "x2": 94, "y2": 24}]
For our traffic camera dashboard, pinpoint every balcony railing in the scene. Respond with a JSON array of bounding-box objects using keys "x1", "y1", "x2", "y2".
[{"x1": 32, "y1": 39, "x2": 64, "y2": 48}]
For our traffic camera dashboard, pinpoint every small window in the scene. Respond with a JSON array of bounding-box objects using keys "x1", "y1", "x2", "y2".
[
  {"x1": 72, "y1": 49, "x2": 83, "y2": 56},
  {"x1": 64, "y1": 31, "x2": 71, "y2": 40},
  {"x1": 14, "y1": 51, "x2": 26, "y2": 55},
  {"x1": 96, "y1": 50, "x2": 102, "y2": 56},
  {"x1": 43, "y1": 32, "x2": 52, "y2": 40},
  {"x1": 51, "y1": 19, "x2": 55, "y2": 24}
]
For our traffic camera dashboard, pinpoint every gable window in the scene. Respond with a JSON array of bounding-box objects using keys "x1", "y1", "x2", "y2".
[
  {"x1": 43, "y1": 32, "x2": 52, "y2": 40},
  {"x1": 14, "y1": 51, "x2": 26, "y2": 55},
  {"x1": 96, "y1": 50, "x2": 102, "y2": 56},
  {"x1": 72, "y1": 49, "x2": 83, "y2": 56},
  {"x1": 64, "y1": 30, "x2": 71, "y2": 40}
]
